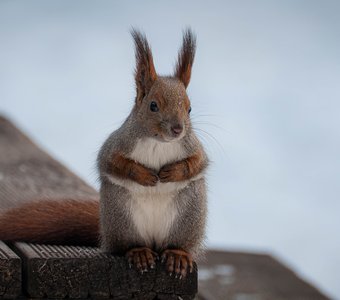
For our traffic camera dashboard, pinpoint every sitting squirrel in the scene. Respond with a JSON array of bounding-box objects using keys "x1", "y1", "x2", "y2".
[{"x1": 0, "y1": 29, "x2": 208, "y2": 278}]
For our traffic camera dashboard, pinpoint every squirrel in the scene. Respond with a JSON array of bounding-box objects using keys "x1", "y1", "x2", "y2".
[{"x1": 0, "y1": 29, "x2": 208, "y2": 278}]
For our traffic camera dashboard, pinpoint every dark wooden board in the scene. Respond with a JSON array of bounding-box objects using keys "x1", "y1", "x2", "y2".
[
  {"x1": 0, "y1": 241, "x2": 21, "y2": 299},
  {"x1": 14, "y1": 242, "x2": 197, "y2": 299},
  {"x1": 197, "y1": 250, "x2": 329, "y2": 300},
  {"x1": 0, "y1": 116, "x2": 98, "y2": 213}
]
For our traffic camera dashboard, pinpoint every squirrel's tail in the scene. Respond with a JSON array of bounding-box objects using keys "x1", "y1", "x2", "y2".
[{"x1": 0, "y1": 199, "x2": 99, "y2": 247}]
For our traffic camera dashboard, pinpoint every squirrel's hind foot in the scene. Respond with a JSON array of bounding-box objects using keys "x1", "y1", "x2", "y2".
[
  {"x1": 126, "y1": 247, "x2": 158, "y2": 273},
  {"x1": 161, "y1": 249, "x2": 193, "y2": 279}
]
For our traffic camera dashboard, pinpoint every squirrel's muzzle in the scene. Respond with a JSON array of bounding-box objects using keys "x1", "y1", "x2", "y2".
[{"x1": 171, "y1": 124, "x2": 183, "y2": 137}]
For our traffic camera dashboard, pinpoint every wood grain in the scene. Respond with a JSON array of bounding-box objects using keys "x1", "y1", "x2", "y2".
[
  {"x1": 0, "y1": 241, "x2": 21, "y2": 299},
  {"x1": 0, "y1": 116, "x2": 97, "y2": 213},
  {"x1": 14, "y1": 242, "x2": 197, "y2": 299}
]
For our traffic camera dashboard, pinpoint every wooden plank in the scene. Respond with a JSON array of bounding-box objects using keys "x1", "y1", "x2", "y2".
[
  {"x1": 197, "y1": 250, "x2": 329, "y2": 300},
  {"x1": 14, "y1": 242, "x2": 197, "y2": 299},
  {"x1": 0, "y1": 241, "x2": 21, "y2": 299},
  {"x1": 0, "y1": 116, "x2": 97, "y2": 213}
]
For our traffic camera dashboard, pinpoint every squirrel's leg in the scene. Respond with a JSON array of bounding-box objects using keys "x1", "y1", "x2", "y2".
[
  {"x1": 100, "y1": 180, "x2": 147, "y2": 254},
  {"x1": 160, "y1": 249, "x2": 193, "y2": 278},
  {"x1": 126, "y1": 247, "x2": 158, "y2": 272},
  {"x1": 161, "y1": 178, "x2": 207, "y2": 278}
]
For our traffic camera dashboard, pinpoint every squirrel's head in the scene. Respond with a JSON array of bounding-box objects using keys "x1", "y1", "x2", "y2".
[{"x1": 131, "y1": 29, "x2": 196, "y2": 142}]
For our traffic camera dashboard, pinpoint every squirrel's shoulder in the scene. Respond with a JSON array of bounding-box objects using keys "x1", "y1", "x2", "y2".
[{"x1": 97, "y1": 118, "x2": 137, "y2": 170}]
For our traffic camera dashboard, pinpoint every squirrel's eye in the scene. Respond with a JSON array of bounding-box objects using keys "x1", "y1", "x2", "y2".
[
  {"x1": 150, "y1": 101, "x2": 159, "y2": 112},
  {"x1": 188, "y1": 107, "x2": 192, "y2": 114}
]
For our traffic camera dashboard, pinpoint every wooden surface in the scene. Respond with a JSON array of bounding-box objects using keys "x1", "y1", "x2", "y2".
[
  {"x1": 13, "y1": 242, "x2": 196, "y2": 299},
  {"x1": 197, "y1": 250, "x2": 329, "y2": 300},
  {"x1": 0, "y1": 241, "x2": 21, "y2": 299},
  {"x1": 0, "y1": 116, "x2": 97, "y2": 213}
]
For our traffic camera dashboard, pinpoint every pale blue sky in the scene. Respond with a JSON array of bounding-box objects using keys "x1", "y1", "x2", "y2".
[{"x1": 1, "y1": 1, "x2": 340, "y2": 298}]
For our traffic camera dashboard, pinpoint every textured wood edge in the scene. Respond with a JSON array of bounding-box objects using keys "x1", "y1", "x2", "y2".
[
  {"x1": 0, "y1": 241, "x2": 21, "y2": 299},
  {"x1": 13, "y1": 242, "x2": 197, "y2": 299}
]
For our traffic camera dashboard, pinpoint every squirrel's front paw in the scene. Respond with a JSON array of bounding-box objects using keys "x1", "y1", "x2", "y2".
[
  {"x1": 141, "y1": 172, "x2": 159, "y2": 186},
  {"x1": 159, "y1": 162, "x2": 186, "y2": 183},
  {"x1": 130, "y1": 165, "x2": 159, "y2": 186}
]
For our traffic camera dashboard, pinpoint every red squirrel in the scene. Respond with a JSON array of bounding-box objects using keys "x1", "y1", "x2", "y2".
[{"x1": 0, "y1": 29, "x2": 208, "y2": 278}]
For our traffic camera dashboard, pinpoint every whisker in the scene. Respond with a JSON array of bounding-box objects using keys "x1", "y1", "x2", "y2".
[
  {"x1": 191, "y1": 121, "x2": 229, "y2": 133},
  {"x1": 190, "y1": 110, "x2": 226, "y2": 118},
  {"x1": 192, "y1": 126, "x2": 227, "y2": 157}
]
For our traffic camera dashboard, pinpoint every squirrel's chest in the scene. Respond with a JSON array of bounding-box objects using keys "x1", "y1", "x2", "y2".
[
  {"x1": 128, "y1": 138, "x2": 185, "y2": 246},
  {"x1": 129, "y1": 138, "x2": 186, "y2": 171}
]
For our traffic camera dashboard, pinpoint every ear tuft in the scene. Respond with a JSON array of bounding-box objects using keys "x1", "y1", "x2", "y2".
[
  {"x1": 131, "y1": 28, "x2": 157, "y2": 103},
  {"x1": 174, "y1": 28, "x2": 196, "y2": 88}
]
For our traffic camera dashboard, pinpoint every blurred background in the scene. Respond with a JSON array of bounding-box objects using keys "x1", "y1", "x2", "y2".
[{"x1": 1, "y1": 0, "x2": 339, "y2": 298}]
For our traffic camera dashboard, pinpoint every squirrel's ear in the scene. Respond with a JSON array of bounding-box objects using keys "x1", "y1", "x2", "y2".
[
  {"x1": 174, "y1": 28, "x2": 196, "y2": 88},
  {"x1": 131, "y1": 29, "x2": 157, "y2": 103}
]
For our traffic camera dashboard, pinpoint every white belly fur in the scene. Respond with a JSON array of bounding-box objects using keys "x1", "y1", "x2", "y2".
[
  {"x1": 129, "y1": 137, "x2": 186, "y2": 171},
  {"x1": 128, "y1": 189, "x2": 178, "y2": 247},
  {"x1": 107, "y1": 138, "x2": 188, "y2": 247}
]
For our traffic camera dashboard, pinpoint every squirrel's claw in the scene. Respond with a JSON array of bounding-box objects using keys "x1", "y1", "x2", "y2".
[
  {"x1": 125, "y1": 247, "x2": 158, "y2": 273},
  {"x1": 161, "y1": 249, "x2": 193, "y2": 279}
]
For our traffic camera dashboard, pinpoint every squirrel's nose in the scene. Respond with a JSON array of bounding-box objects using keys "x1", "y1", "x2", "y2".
[{"x1": 171, "y1": 124, "x2": 183, "y2": 136}]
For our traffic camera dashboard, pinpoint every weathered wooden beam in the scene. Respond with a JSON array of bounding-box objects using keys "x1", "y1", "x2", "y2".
[
  {"x1": 0, "y1": 241, "x2": 21, "y2": 299},
  {"x1": 13, "y1": 242, "x2": 196, "y2": 299}
]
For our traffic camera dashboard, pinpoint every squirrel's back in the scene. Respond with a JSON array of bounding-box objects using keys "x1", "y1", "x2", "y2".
[{"x1": 0, "y1": 199, "x2": 99, "y2": 246}]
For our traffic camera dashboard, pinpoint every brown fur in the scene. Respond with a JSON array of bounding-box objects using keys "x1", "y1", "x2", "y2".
[
  {"x1": 108, "y1": 152, "x2": 158, "y2": 186},
  {"x1": 131, "y1": 28, "x2": 158, "y2": 104},
  {"x1": 129, "y1": 29, "x2": 195, "y2": 143},
  {"x1": 161, "y1": 249, "x2": 193, "y2": 277},
  {"x1": 134, "y1": 77, "x2": 192, "y2": 142},
  {"x1": 174, "y1": 29, "x2": 196, "y2": 88},
  {"x1": 126, "y1": 247, "x2": 158, "y2": 271},
  {"x1": 109, "y1": 149, "x2": 205, "y2": 185},
  {"x1": 0, "y1": 200, "x2": 99, "y2": 246},
  {"x1": 159, "y1": 149, "x2": 205, "y2": 182}
]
